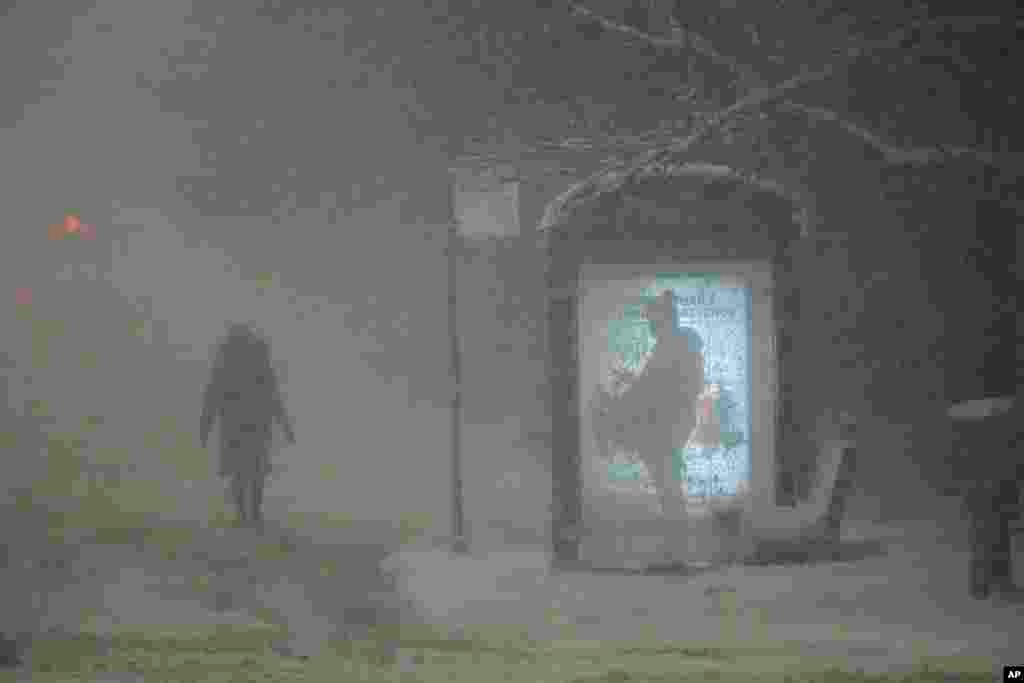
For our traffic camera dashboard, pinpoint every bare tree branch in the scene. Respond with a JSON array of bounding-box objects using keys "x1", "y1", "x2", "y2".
[
  {"x1": 537, "y1": 13, "x2": 1019, "y2": 232},
  {"x1": 778, "y1": 101, "x2": 1017, "y2": 170},
  {"x1": 638, "y1": 160, "x2": 816, "y2": 236},
  {"x1": 566, "y1": 1, "x2": 755, "y2": 80},
  {"x1": 530, "y1": 8, "x2": 1019, "y2": 231},
  {"x1": 652, "y1": 12, "x2": 1011, "y2": 156},
  {"x1": 539, "y1": 159, "x2": 816, "y2": 235},
  {"x1": 484, "y1": 96, "x2": 1018, "y2": 175},
  {"x1": 563, "y1": 6, "x2": 1019, "y2": 90},
  {"x1": 660, "y1": 65, "x2": 836, "y2": 156},
  {"x1": 537, "y1": 58, "x2": 1019, "y2": 232}
]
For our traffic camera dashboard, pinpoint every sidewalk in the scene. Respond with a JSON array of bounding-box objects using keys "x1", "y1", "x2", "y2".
[
  {"x1": 0, "y1": 504, "x2": 406, "y2": 667},
  {"x1": 383, "y1": 516, "x2": 1022, "y2": 678}
]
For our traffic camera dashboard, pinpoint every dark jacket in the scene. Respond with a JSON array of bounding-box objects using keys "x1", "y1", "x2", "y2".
[{"x1": 200, "y1": 328, "x2": 294, "y2": 477}]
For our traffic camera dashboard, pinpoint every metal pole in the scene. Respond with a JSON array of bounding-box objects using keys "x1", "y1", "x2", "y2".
[{"x1": 448, "y1": 173, "x2": 468, "y2": 555}]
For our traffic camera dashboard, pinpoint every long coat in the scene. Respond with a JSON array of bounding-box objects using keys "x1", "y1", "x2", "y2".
[{"x1": 200, "y1": 334, "x2": 292, "y2": 478}]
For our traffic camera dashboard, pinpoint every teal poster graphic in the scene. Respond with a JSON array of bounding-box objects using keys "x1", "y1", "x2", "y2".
[{"x1": 604, "y1": 273, "x2": 751, "y2": 498}]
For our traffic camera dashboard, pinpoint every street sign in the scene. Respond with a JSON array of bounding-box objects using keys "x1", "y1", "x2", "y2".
[{"x1": 453, "y1": 167, "x2": 520, "y2": 238}]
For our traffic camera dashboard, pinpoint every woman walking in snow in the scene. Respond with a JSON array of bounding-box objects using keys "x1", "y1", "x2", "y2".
[{"x1": 200, "y1": 323, "x2": 295, "y2": 526}]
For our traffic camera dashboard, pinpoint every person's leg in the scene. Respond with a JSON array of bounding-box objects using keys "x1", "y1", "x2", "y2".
[
  {"x1": 235, "y1": 474, "x2": 249, "y2": 526},
  {"x1": 248, "y1": 443, "x2": 271, "y2": 526},
  {"x1": 242, "y1": 474, "x2": 262, "y2": 527},
  {"x1": 649, "y1": 455, "x2": 673, "y2": 518},
  {"x1": 648, "y1": 447, "x2": 687, "y2": 520},
  {"x1": 229, "y1": 474, "x2": 247, "y2": 525},
  {"x1": 251, "y1": 473, "x2": 266, "y2": 525}
]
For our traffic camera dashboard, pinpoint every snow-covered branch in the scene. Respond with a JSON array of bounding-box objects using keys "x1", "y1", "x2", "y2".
[
  {"x1": 618, "y1": 63, "x2": 837, "y2": 174},
  {"x1": 566, "y1": 1, "x2": 755, "y2": 80},
  {"x1": 540, "y1": 159, "x2": 816, "y2": 237},
  {"x1": 564, "y1": 7, "x2": 1018, "y2": 94},
  {"x1": 637, "y1": 160, "x2": 815, "y2": 236},
  {"x1": 535, "y1": 94, "x2": 1020, "y2": 232},
  {"x1": 779, "y1": 101, "x2": 1014, "y2": 170},
  {"x1": 538, "y1": 23, "x2": 1009, "y2": 231},
  {"x1": 536, "y1": 11, "x2": 1019, "y2": 231}
]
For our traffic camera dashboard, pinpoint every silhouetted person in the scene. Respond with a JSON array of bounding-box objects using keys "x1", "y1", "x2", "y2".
[
  {"x1": 591, "y1": 291, "x2": 707, "y2": 518},
  {"x1": 200, "y1": 323, "x2": 295, "y2": 526},
  {"x1": 628, "y1": 292, "x2": 705, "y2": 517}
]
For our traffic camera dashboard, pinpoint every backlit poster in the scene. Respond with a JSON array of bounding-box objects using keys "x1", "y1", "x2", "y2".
[{"x1": 581, "y1": 265, "x2": 772, "y2": 513}]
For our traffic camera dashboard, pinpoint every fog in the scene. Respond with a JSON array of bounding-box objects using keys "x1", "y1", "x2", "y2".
[
  {"x1": 2, "y1": 1, "x2": 458, "y2": 535},
  {"x1": 0, "y1": 0, "x2": 1013, "y2": 568}
]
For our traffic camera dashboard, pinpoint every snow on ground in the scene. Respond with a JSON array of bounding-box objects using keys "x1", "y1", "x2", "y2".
[
  {"x1": 0, "y1": 506, "x2": 407, "y2": 665},
  {"x1": 384, "y1": 501, "x2": 1023, "y2": 677},
  {"x1": 2, "y1": 472, "x2": 1018, "y2": 678}
]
